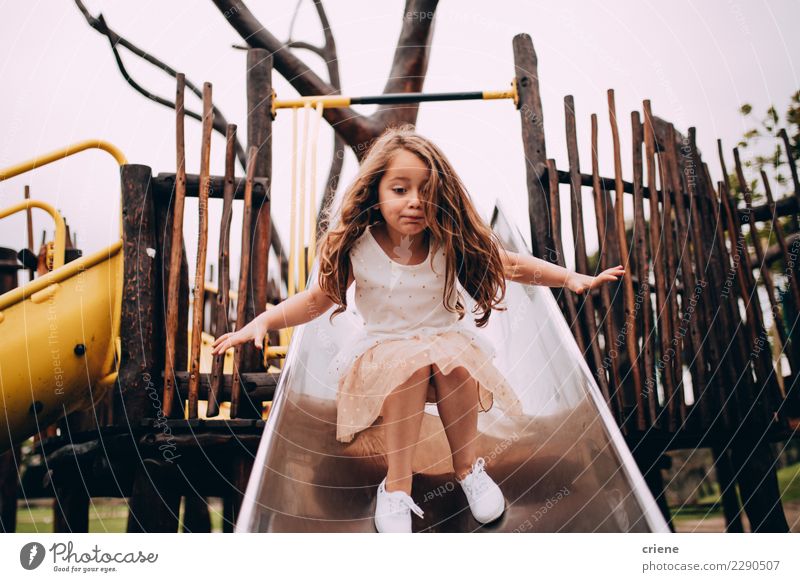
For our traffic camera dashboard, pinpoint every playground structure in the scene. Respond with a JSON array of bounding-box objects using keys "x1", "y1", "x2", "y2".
[{"x1": 0, "y1": 33, "x2": 797, "y2": 532}]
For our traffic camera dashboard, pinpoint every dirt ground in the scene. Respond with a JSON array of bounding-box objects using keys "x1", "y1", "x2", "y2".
[{"x1": 673, "y1": 500, "x2": 800, "y2": 533}]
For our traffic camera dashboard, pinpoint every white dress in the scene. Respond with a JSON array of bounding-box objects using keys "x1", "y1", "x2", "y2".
[{"x1": 328, "y1": 224, "x2": 524, "y2": 443}]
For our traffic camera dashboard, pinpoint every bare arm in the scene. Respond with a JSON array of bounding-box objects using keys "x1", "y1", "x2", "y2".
[
  {"x1": 499, "y1": 247, "x2": 624, "y2": 294},
  {"x1": 211, "y1": 269, "x2": 354, "y2": 354}
]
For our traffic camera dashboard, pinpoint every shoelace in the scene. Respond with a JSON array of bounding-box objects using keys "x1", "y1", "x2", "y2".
[
  {"x1": 460, "y1": 457, "x2": 490, "y2": 495},
  {"x1": 387, "y1": 490, "x2": 425, "y2": 518}
]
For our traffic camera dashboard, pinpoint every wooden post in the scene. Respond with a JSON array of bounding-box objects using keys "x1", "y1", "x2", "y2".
[
  {"x1": 231, "y1": 147, "x2": 257, "y2": 418},
  {"x1": 513, "y1": 34, "x2": 554, "y2": 262},
  {"x1": 187, "y1": 83, "x2": 214, "y2": 419},
  {"x1": 127, "y1": 460, "x2": 180, "y2": 533},
  {"x1": 162, "y1": 74, "x2": 189, "y2": 418},
  {"x1": 117, "y1": 164, "x2": 161, "y2": 421},
  {"x1": 710, "y1": 445, "x2": 744, "y2": 532},
  {"x1": 563, "y1": 96, "x2": 615, "y2": 421},
  {"x1": 243, "y1": 49, "x2": 273, "y2": 383},
  {"x1": 607, "y1": 90, "x2": 644, "y2": 427},
  {"x1": 631, "y1": 112, "x2": 658, "y2": 428},
  {"x1": 208, "y1": 125, "x2": 238, "y2": 417}
]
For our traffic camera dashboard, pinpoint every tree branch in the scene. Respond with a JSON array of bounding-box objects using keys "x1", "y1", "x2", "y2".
[
  {"x1": 74, "y1": 0, "x2": 248, "y2": 170},
  {"x1": 211, "y1": 0, "x2": 439, "y2": 155}
]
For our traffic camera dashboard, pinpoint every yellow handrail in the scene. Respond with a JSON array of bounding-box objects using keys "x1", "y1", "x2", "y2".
[
  {"x1": 0, "y1": 200, "x2": 66, "y2": 270},
  {"x1": 0, "y1": 139, "x2": 127, "y2": 181}
]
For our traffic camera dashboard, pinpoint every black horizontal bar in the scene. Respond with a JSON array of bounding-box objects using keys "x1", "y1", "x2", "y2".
[{"x1": 350, "y1": 90, "x2": 488, "y2": 106}]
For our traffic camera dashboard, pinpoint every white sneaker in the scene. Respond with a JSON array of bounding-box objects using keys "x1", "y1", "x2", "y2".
[
  {"x1": 374, "y1": 477, "x2": 424, "y2": 533},
  {"x1": 456, "y1": 457, "x2": 506, "y2": 524}
]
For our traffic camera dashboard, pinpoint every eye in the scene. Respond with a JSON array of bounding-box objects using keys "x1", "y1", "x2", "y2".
[{"x1": 392, "y1": 186, "x2": 406, "y2": 194}]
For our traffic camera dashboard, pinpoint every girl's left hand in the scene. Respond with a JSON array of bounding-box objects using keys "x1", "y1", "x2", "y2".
[{"x1": 567, "y1": 265, "x2": 625, "y2": 294}]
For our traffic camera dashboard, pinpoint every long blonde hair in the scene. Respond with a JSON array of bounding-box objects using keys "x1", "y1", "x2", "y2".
[{"x1": 317, "y1": 124, "x2": 507, "y2": 327}]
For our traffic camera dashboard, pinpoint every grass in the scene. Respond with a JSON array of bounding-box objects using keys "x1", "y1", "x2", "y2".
[
  {"x1": 14, "y1": 498, "x2": 226, "y2": 533},
  {"x1": 670, "y1": 461, "x2": 800, "y2": 522}
]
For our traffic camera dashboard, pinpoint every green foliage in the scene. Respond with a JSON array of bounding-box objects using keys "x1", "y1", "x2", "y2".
[{"x1": 732, "y1": 90, "x2": 800, "y2": 201}]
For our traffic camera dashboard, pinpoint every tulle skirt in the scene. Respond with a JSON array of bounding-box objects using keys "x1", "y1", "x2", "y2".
[{"x1": 332, "y1": 329, "x2": 524, "y2": 443}]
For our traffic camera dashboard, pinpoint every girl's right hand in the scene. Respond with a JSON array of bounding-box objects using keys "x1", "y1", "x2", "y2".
[{"x1": 211, "y1": 317, "x2": 269, "y2": 355}]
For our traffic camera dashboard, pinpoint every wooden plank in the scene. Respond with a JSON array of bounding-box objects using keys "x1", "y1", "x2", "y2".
[
  {"x1": 173, "y1": 371, "x2": 279, "y2": 402},
  {"x1": 152, "y1": 172, "x2": 269, "y2": 202},
  {"x1": 656, "y1": 140, "x2": 686, "y2": 426},
  {"x1": 231, "y1": 147, "x2": 258, "y2": 418},
  {"x1": 564, "y1": 96, "x2": 615, "y2": 423},
  {"x1": 208, "y1": 124, "x2": 238, "y2": 417},
  {"x1": 117, "y1": 164, "x2": 160, "y2": 421},
  {"x1": 188, "y1": 82, "x2": 214, "y2": 419},
  {"x1": 546, "y1": 159, "x2": 586, "y2": 357},
  {"x1": 631, "y1": 111, "x2": 658, "y2": 428},
  {"x1": 589, "y1": 114, "x2": 622, "y2": 422},
  {"x1": 608, "y1": 90, "x2": 644, "y2": 429},
  {"x1": 761, "y1": 170, "x2": 800, "y2": 374},
  {"x1": 684, "y1": 129, "x2": 733, "y2": 430},
  {"x1": 163, "y1": 74, "x2": 188, "y2": 418},
  {"x1": 242, "y1": 49, "x2": 274, "y2": 384},
  {"x1": 643, "y1": 100, "x2": 677, "y2": 432},
  {"x1": 513, "y1": 33, "x2": 554, "y2": 262},
  {"x1": 732, "y1": 148, "x2": 785, "y2": 427},
  {"x1": 664, "y1": 124, "x2": 708, "y2": 426}
]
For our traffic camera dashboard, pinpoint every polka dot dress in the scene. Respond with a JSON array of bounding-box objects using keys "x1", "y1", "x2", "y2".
[{"x1": 328, "y1": 224, "x2": 524, "y2": 443}]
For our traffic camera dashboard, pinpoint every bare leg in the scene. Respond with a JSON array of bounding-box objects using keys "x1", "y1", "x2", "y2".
[
  {"x1": 380, "y1": 365, "x2": 432, "y2": 494},
  {"x1": 432, "y1": 364, "x2": 479, "y2": 480}
]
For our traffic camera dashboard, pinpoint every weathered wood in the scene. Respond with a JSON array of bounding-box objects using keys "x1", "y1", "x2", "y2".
[
  {"x1": 53, "y1": 481, "x2": 89, "y2": 533},
  {"x1": 589, "y1": 115, "x2": 622, "y2": 422},
  {"x1": 118, "y1": 164, "x2": 161, "y2": 421},
  {"x1": 656, "y1": 144, "x2": 685, "y2": 427},
  {"x1": 608, "y1": 90, "x2": 644, "y2": 429},
  {"x1": 231, "y1": 147, "x2": 258, "y2": 418},
  {"x1": 173, "y1": 371, "x2": 278, "y2": 402},
  {"x1": 710, "y1": 445, "x2": 745, "y2": 532},
  {"x1": 127, "y1": 460, "x2": 180, "y2": 533},
  {"x1": 719, "y1": 179, "x2": 775, "y2": 426},
  {"x1": 152, "y1": 172, "x2": 269, "y2": 202},
  {"x1": 163, "y1": 74, "x2": 188, "y2": 418},
  {"x1": 683, "y1": 129, "x2": 732, "y2": 430},
  {"x1": 546, "y1": 159, "x2": 585, "y2": 357},
  {"x1": 732, "y1": 148, "x2": 785, "y2": 426},
  {"x1": 513, "y1": 34, "x2": 553, "y2": 262},
  {"x1": 708, "y1": 173, "x2": 756, "y2": 426},
  {"x1": 188, "y1": 83, "x2": 214, "y2": 419},
  {"x1": 564, "y1": 96, "x2": 614, "y2": 423},
  {"x1": 631, "y1": 112, "x2": 658, "y2": 428},
  {"x1": 746, "y1": 169, "x2": 793, "y2": 394},
  {"x1": 664, "y1": 124, "x2": 707, "y2": 426},
  {"x1": 208, "y1": 125, "x2": 238, "y2": 417},
  {"x1": 182, "y1": 494, "x2": 212, "y2": 533},
  {"x1": 242, "y1": 49, "x2": 273, "y2": 384},
  {"x1": 729, "y1": 434, "x2": 789, "y2": 532},
  {"x1": 643, "y1": 101, "x2": 677, "y2": 431},
  {"x1": 762, "y1": 170, "x2": 800, "y2": 374}
]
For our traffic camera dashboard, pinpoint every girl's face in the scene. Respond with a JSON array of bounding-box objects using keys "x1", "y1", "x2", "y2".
[{"x1": 376, "y1": 148, "x2": 429, "y2": 237}]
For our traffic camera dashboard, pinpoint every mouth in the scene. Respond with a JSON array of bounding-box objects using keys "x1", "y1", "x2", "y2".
[{"x1": 401, "y1": 216, "x2": 424, "y2": 222}]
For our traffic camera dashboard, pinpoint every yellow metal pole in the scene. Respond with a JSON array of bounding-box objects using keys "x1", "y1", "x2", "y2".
[
  {"x1": 0, "y1": 139, "x2": 128, "y2": 181},
  {"x1": 308, "y1": 102, "x2": 324, "y2": 272},
  {"x1": 298, "y1": 103, "x2": 311, "y2": 292},
  {"x1": 0, "y1": 199, "x2": 66, "y2": 270}
]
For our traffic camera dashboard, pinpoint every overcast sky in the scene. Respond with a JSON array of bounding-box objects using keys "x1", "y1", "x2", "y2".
[{"x1": 1, "y1": 0, "x2": 798, "y2": 286}]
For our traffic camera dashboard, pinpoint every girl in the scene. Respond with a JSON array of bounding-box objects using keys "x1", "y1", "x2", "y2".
[{"x1": 212, "y1": 125, "x2": 624, "y2": 533}]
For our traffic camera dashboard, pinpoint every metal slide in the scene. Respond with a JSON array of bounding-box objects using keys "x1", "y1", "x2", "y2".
[{"x1": 236, "y1": 203, "x2": 670, "y2": 532}]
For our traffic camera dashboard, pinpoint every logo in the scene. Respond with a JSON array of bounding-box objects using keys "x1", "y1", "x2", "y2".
[{"x1": 20, "y1": 542, "x2": 46, "y2": 570}]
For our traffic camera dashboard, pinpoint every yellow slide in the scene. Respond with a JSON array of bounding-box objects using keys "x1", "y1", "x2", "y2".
[{"x1": 0, "y1": 141, "x2": 125, "y2": 452}]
